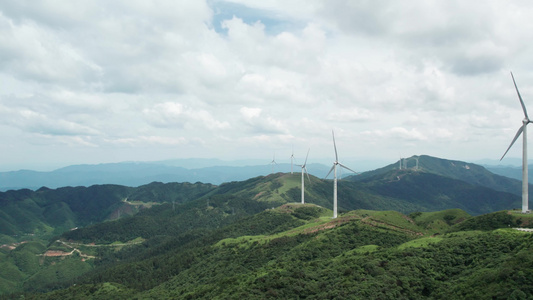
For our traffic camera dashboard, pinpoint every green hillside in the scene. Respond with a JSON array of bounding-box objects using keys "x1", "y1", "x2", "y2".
[
  {"x1": 353, "y1": 155, "x2": 525, "y2": 197},
  {"x1": 1, "y1": 155, "x2": 532, "y2": 298},
  {"x1": 0, "y1": 155, "x2": 523, "y2": 244},
  {"x1": 0, "y1": 182, "x2": 217, "y2": 243},
  {"x1": 11, "y1": 206, "x2": 533, "y2": 299},
  {"x1": 358, "y1": 170, "x2": 520, "y2": 215},
  {"x1": 234, "y1": 171, "x2": 521, "y2": 216}
]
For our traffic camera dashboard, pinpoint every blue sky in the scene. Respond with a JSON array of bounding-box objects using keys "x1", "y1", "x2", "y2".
[{"x1": 0, "y1": 0, "x2": 531, "y2": 171}]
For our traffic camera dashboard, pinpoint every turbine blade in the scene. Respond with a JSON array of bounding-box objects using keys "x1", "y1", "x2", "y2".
[
  {"x1": 304, "y1": 167, "x2": 311, "y2": 183},
  {"x1": 332, "y1": 130, "x2": 338, "y2": 162},
  {"x1": 501, "y1": 125, "x2": 524, "y2": 161},
  {"x1": 338, "y1": 162, "x2": 358, "y2": 174},
  {"x1": 511, "y1": 72, "x2": 529, "y2": 120},
  {"x1": 325, "y1": 165, "x2": 335, "y2": 179},
  {"x1": 303, "y1": 148, "x2": 310, "y2": 167}
]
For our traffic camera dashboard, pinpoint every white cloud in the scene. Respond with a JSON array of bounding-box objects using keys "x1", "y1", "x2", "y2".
[
  {"x1": 240, "y1": 107, "x2": 262, "y2": 120},
  {"x1": 0, "y1": 0, "x2": 532, "y2": 170},
  {"x1": 327, "y1": 108, "x2": 374, "y2": 122},
  {"x1": 143, "y1": 102, "x2": 186, "y2": 128},
  {"x1": 142, "y1": 101, "x2": 230, "y2": 131},
  {"x1": 190, "y1": 110, "x2": 231, "y2": 130},
  {"x1": 239, "y1": 106, "x2": 287, "y2": 134},
  {"x1": 362, "y1": 127, "x2": 427, "y2": 142}
]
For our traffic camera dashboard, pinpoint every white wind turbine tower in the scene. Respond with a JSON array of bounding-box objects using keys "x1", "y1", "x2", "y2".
[
  {"x1": 270, "y1": 153, "x2": 277, "y2": 174},
  {"x1": 297, "y1": 149, "x2": 311, "y2": 204},
  {"x1": 325, "y1": 131, "x2": 357, "y2": 218},
  {"x1": 501, "y1": 72, "x2": 531, "y2": 213},
  {"x1": 290, "y1": 146, "x2": 296, "y2": 174},
  {"x1": 398, "y1": 155, "x2": 405, "y2": 170}
]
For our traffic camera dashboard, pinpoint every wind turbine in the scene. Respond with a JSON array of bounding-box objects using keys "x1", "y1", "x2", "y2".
[
  {"x1": 325, "y1": 131, "x2": 357, "y2": 218},
  {"x1": 297, "y1": 149, "x2": 311, "y2": 204},
  {"x1": 398, "y1": 155, "x2": 405, "y2": 170},
  {"x1": 501, "y1": 72, "x2": 531, "y2": 213},
  {"x1": 270, "y1": 153, "x2": 277, "y2": 174},
  {"x1": 290, "y1": 146, "x2": 296, "y2": 174}
]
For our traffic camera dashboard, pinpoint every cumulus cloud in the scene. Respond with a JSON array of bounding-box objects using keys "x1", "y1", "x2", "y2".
[
  {"x1": 239, "y1": 106, "x2": 287, "y2": 134},
  {"x1": 0, "y1": 0, "x2": 532, "y2": 168},
  {"x1": 362, "y1": 127, "x2": 427, "y2": 142},
  {"x1": 143, "y1": 101, "x2": 230, "y2": 131},
  {"x1": 327, "y1": 108, "x2": 374, "y2": 122}
]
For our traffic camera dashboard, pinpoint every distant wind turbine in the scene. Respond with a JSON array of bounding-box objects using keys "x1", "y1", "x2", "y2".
[
  {"x1": 290, "y1": 146, "x2": 296, "y2": 174},
  {"x1": 270, "y1": 153, "x2": 277, "y2": 174},
  {"x1": 398, "y1": 155, "x2": 405, "y2": 170},
  {"x1": 325, "y1": 131, "x2": 357, "y2": 218},
  {"x1": 405, "y1": 156, "x2": 420, "y2": 170},
  {"x1": 297, "y1": 149, "x2": 311, "y2": 204},
  {"x1": 501, "y1": 72, "x2": 531, "y2": 213}
]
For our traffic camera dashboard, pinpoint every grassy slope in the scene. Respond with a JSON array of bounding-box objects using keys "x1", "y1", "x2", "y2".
[
  {"x1": 138, "y1": 208, "x2": 533, "y2": 299},
  {"x1": 13, "y1": 207, "x2": 533, "y2": 299}
]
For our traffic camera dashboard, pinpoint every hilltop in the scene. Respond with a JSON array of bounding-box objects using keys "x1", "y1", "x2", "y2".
[{"x1": 352, "y1": 155, "x2": 525, "y2": 196}]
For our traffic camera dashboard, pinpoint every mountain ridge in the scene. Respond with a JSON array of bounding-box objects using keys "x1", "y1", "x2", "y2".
[
  {"x1": 0, "y1": 155, "x2": 523, "y2": 245},
  {"x1": 1, "y1": 153, "x2": 533, "y2": 297}
]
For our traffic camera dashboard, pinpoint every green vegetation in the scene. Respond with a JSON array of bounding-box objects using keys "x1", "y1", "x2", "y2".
[
  {"x1": 18, "y1": 208, "x2": 533, "y2": 299},
  {"x1": 353, "y1": 155, "x2": 524, "y2": 198},
  {"x1": 1, "y1": 156, "x2": 533, "y2": 298},
  {"x1": 1, "y1": 201, "x2": 533, "y2": 299},
  {"x1": 397, "y1": 236, "x2": 444, "y2": 250},
  {"x1": 0, "y1": 158, "x2": 523, "y2": 244},
  {"x1": 449, "y1": 210, "x2": 523, "y2": 232},
  {"x1": 409, "y1": 209, "x2": 471, "y2": 234}
]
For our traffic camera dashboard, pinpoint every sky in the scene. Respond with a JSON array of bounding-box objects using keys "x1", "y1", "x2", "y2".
[{"x1": 0, "y1": 0, "x2": 532, "y2": 171}]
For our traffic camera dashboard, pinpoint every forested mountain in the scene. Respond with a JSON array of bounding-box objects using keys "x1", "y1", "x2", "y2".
[
  {"x1": 357, "y1": 169, "x2": 519, "y2": 215},
  {"x1": 1, "y1": 166, "x2": 520, "y2": 245},
  {"x1": 486, "y1": 164, "x2": 533, "y2": 183},
  {"x1": 7, "y1": 207, "x2": 533, "y2": 299},
  {"x1": 352, "y1": 155, "x2": 525, "y2": 197},
  {"x1": 0, "y1": 155, "x2": 531, "y2": 298},
  {"x1": 0, "y1": 182, "x2": 216, "y2": 243}
]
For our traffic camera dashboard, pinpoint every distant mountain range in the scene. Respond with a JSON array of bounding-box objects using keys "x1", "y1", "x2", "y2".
[{"x1": 0, "y1": 161, "x2": 331, "y2": 191}]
